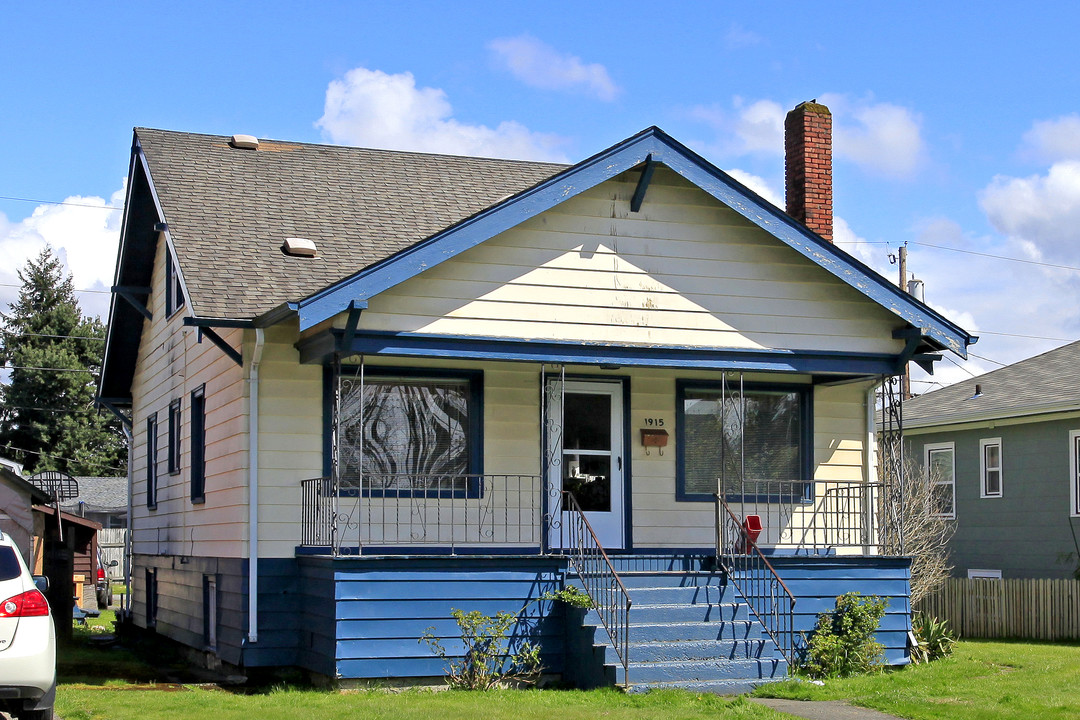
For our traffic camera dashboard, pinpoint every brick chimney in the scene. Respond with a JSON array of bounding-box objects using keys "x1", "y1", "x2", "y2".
[{"x1": 785, "y1": 101, "x2": 833, "y2": 242}]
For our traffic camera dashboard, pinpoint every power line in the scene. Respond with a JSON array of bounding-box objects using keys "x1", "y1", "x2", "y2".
[
  {"x1": 0, "y1": 443, "x2": 125, "y2": 474},
  {"x1": 1, "y1": 365, "x2": 95, "y2": 373},
  {"x1": 4, "y1": 405, "x2": 101, "y2": 414},
  {"x1": 0, "y1": 194, "x2": 120, "y2": 211},
  {"x1": 0, "y1": 282, "x2": 111, "y2": 294},
  {"x1": 911, "y1": 241, "x2": 1080, "y2": 273},
  {"x1": 0, "y1": 330, "x2": 105, "y2": 341},
  {"x1": 943, "y1": 354, "x2": 979, "y2": 378},
  {"x1": 969, "y1": 351, "x2": 1009, "y2": 368}
]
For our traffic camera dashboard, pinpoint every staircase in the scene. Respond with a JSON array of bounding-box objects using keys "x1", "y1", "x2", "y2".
[{"x1": 569, "y1": 568, "x2": 789, "y2": 694}]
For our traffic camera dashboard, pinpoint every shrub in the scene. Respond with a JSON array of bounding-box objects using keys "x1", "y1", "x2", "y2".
[
  {"x1": 419, "y1": 585, "x2": 593, "y2": 690},
  {"x1": 910, "y1": 612, "x2": 956, "y2": 663},
  {"x1": 798, "y1": 592, "x2": 888, "y2": 679}
]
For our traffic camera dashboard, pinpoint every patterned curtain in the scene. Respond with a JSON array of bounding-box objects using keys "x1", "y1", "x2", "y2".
[{"x1": 338, "y1": 376, "x2": 469, "y2": 491}]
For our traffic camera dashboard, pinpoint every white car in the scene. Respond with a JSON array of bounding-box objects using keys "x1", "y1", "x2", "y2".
[{"x1": 0, "y1": 531, "x2": 55, "y2": 720}]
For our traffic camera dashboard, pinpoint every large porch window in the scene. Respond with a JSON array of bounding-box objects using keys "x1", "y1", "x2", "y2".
[
  {"x1": 336, "y1": 367, "x2": 482, "y2": 496},
  {"x1": 676, "y1": 381, "x2": 810, "y2": 502}
]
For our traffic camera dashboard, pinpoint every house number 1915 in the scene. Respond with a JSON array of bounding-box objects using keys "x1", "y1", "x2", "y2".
[{"x1": 644, "y1": 418, "x2": 665, "y2": 427}]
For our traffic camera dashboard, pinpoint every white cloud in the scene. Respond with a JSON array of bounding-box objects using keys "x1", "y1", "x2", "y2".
[
  {"x1": 316, "y1": 67, "x2": 570, "y2": 162},
  {"x1": 979, "y1": 160, "x2": 1080, "y2": 263},
  {"x1": 489, "y1": 35, "x2": 619, "y2": 101},
  {"x1": 1020, "y1": 115, "x2": 1080, "y2": 163},
  {"x1": 726, "y1": 168, "x2": 782, "y2": 207},
  {"x1": 690, "y1": 95, "x2": 926, "y2": 179},
  {"x1": 820, "y1": 93, "x2": 926, "y2": 179},
  {"x1": 0, "y1": 186, "x2": 124, "y2": 321}
]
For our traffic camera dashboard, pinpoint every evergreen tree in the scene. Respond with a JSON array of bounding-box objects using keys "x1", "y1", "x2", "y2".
[{"x1": 0, "y1": 246, "x2": 126, "y2": 475}]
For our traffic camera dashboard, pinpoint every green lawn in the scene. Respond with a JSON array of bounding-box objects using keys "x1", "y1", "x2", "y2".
[
  {"x1": 755, "y1": 640, "x2": 1080, "y2": 720},
  {"x1": 55, "y1": 639, "x2": 1080, "y2": 720},
  {"x1": 57, "y1": 687, "x2": 782, "y2": 720}
]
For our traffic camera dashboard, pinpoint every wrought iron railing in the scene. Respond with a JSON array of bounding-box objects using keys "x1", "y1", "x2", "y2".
[
  {"x1": 715, "y1": 492, "x2": 797, "y2": 664},
  {"x1": 300, "y1": 473, "x2": 542, "y2": 553},
  {"x1": 720, "y1": 479, "x2": 888, "y2": 553},
  {"x1": 558, "y1": 491, "x2": 632, "y2": 688}
]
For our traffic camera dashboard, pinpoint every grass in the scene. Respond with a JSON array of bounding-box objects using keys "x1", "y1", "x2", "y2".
[
  {"x1": 755, "y1": 639, "x2": 1080, "y2": 720},
  {"x1": 57, "y1": 686, "x2": 784, "y2": 720},
  {"x1": 55, "y1": 636, "x2": 1080, "y2": 720}
]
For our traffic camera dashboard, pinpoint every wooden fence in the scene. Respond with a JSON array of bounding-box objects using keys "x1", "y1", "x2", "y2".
[
  {"x1": 917, "y1": 577, "x2": 1080, "y2": 640},
  {"x1": 99, "y1": 528, "x2": 128, "y2": 581}
]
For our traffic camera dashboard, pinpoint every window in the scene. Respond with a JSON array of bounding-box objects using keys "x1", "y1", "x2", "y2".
[
  {"x1": 924, "y1": 442, "x2": 956, "y2": 518},
  {"x1": 1070, "y1": 430, "x2": 1080, "y2": 517},
  {"x1": 980, "y1": 438, "x2": 1002, "y2": 498},
  {"x1": 336, "y1": 368, "x2": 482, "y2": 496},
  {"x1": 203, "y1": 575, "x2": 217, "y2": 650},
  {"x1": 164, "y1": 248, "x2": 185, "y2": 317},
  {"x1": 168, "y1": 398, "x2": 181, "y2": 474},
  {"x1": 676, "y1": 381, "x2": 810, "y2": 502},
  {"x1": 146, "y1": 414, "x2": 158, "y2": 509},
  {"x1": 145, "y1": 567, "x2": 158, "y2": 628},
  {"x1": 190, "y1": 385, "x2": 206, "y2": 503}
]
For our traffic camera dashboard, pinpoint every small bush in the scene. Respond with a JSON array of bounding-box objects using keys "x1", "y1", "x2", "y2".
[
  {"x1": 797, "y1": 592, "x2": 888, "y2": 679},
  {"x1": 419, "y1": 585, "x2": 593, "y2": 690},
  {"x1": 910, "y1": 612, "x2": 956, "y2": 663}
]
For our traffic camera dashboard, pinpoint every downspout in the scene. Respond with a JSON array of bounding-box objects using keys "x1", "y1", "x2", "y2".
[
  {"x1": 865, "y1": 382, "x2": 878, "y2": 556},
  {"x1": 247, "y1": 328, "x2": 265, "y2": 643},
  {"x1": 123, "y1": 424, "x2": 133, "y2": 620}
]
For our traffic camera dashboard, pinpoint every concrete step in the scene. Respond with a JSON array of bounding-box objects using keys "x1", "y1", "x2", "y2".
[
  {"x1": 616, "y1": 657, "x2": 787, "y2": 685},
  {"x1": 625, "y1": 677, "x2": 784, "y2": 695}
]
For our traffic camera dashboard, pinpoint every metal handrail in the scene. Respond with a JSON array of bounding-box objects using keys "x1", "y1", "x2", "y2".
[
  {"x1": 300, "y1": 474, "x2": 543, "y2": 553},
  {"x1": 715, "y1": 492, "x2": 797, "y2": 664},
  {"x1": 558, "y1": 491, "x2": 632, "y2": 688}
]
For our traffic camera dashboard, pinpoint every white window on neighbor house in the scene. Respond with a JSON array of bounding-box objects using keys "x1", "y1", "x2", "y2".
[
  {"x1": 1070, "y1": 430, "x2": 1080, "y2": 517},
  {"x1": 968, "y1": 568, "x2": 1002, "y2": 580},
  {"x1": 924, "y1": 442, "x2": 956, "y2": 519},
  {"x1": 980, "y1": 438, "x2": 1002, "y2": 498}
]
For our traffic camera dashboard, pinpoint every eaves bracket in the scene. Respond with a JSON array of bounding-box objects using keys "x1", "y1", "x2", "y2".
[{"x1": 113, "y1": 285, "x2": 152, "y2": 321}]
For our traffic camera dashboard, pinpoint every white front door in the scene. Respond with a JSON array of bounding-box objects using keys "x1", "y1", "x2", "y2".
[{"x1": 547, "y1": 379, "x2": 625, "y2": 549}]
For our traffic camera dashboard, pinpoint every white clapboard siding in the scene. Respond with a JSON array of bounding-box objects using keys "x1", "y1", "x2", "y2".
[
  {"x1": 130, "y1": 232, "x2": 246, "y2": 559},
  {"x1": 357, "y1": 167, "x2": 903, "y2": 355},
  {"x1": 255, "y1": 322, "x2": 323, "y2": 558}
]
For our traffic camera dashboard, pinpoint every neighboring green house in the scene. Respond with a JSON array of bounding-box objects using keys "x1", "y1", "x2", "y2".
[{"x1": 903, "y1": 339, "x2": 1080, "y2": 580}]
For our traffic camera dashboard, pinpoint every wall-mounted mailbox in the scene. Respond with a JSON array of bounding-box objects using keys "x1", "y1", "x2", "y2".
[{"x1": 640, "y1": 429, "x2": 669, "y2": 447}]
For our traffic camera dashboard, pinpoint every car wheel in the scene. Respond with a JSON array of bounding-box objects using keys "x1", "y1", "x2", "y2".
[{"x1": 20, "y1": 707, "x2": 54, "y2": 720}]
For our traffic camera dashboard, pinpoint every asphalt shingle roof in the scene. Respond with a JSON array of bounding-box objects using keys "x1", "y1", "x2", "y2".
[
  {"x1": 60, "y1": 476, "x2": 128, "y2": 514},
  {"x1": 136, "y1": 129, "x2": 568, "y2": 320},
  {"x1": 902, "y1": 339, "x2": 1080, "y2": 427}
]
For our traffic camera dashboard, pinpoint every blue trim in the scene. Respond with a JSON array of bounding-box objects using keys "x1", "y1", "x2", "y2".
[
  {"x1": 293, "y1": 127, "x2": 974, "y2": 359},
  {"x1": 675, "y1": 379, "x2": 814, "y2": 503},
  {"x1": 303, "y1": 329, "x2": 902, "y2": 376},
  {"x1": 621, "y1": 376, "x2": 634, "y2": 552},
  {"x1": 301, "y1": 545, "x2": 546, "y2": 556},
  {"x1": 325, "y1": 364, "x2": 485, "y2": 498}
]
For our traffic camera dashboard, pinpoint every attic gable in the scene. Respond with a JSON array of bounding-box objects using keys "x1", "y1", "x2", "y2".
[{"x1": 294, "y1": 127, "x2": 973, "y2": 359}]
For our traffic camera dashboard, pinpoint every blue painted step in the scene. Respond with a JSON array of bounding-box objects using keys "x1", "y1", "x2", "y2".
[{"x1": 570, "y1": 570, "x2": 789, "y2": 694}]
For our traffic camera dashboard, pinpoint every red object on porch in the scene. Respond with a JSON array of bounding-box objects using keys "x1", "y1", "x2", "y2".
[{"x1": 736, "y1": 515, "x2": 763, "y2": 554}]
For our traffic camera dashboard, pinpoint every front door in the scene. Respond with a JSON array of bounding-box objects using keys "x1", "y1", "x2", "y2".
[{"x1": 547, "y1": 379, "x2": 625, "y2": 549}]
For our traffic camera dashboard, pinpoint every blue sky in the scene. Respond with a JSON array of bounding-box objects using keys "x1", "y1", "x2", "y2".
[{"x1": 3, "y1": 2, "x2": 1080, "y2": 391}]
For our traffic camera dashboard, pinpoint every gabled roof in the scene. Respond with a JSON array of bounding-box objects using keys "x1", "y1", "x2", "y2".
[
  {"x1": 0, "y1": 467, "x2": 51, "y2": 505},
  {"x1": 903, "y1": 339, "x2": 1080, "y2": 429},
  {"x1": 102, "y1": 125, "x2": 976, "y2": 404},
  {"x1": 135, "y1": 128, "x2": 567, "y2": 320}
]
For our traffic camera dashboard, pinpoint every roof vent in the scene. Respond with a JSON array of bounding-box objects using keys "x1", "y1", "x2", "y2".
[
  {"x1": 282, "y1": 237, "x2": 318, "y2": 258},
  {"x1": 230, "y1": 134, "x2": 260, "y2": 150}
]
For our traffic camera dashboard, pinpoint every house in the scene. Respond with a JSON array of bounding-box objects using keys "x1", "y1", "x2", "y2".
[
  {"x1": 903, "y1": 339, "x2": 1080, "y2": 580},
  {"x1": 61, "y1": 476, "x2": 129, "y2": 528},
  {"x1": 98, "y1": 102, "x2": 975, "y2": 690},
  {"x1": 0, "y1": 462, "x2": 49, "y2": 567}
]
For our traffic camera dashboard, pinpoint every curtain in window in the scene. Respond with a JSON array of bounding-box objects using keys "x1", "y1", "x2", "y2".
[{"x1": 338, "y1": 376, "x2": 469, "y2": 491}]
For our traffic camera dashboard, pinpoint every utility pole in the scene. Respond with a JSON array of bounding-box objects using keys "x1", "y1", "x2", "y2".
[{"x1": 898, "y1": 244, "x2": 911, "y2": 400}]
